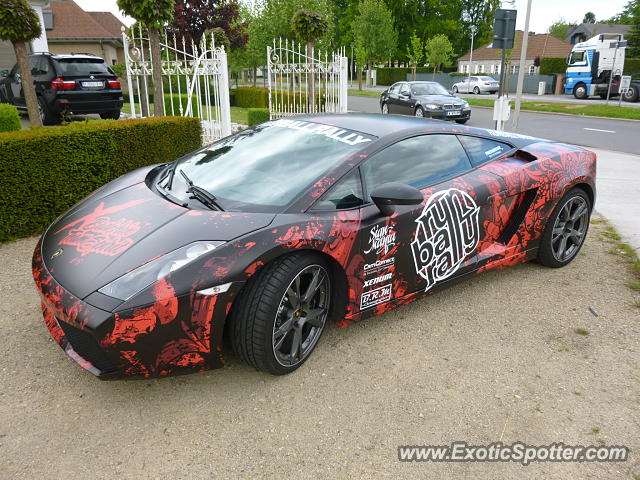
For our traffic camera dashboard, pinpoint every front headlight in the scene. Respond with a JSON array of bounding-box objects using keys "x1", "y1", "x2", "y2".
[
  {"x1": 98, "y1": 241, "x2": 224, "y2": 301},
  {"x1": 424, "y1": 104, "x2": 441, "y2": 110}
]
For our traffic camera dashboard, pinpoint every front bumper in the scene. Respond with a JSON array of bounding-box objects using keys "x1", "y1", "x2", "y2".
[{"x1": 33, "y1": 243, "x2": 238, "y2": 379}]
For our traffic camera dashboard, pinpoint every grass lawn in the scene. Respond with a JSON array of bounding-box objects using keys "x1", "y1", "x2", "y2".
[
  {"x1": 348, "y1": 88, "x2": 381, "y2": 98},
  {"x1": 464, "y1": 98, "x2": 640, "y2": 121},
  {"x1": 122, "y1": 102, "x2": 249, "y2": 125}
]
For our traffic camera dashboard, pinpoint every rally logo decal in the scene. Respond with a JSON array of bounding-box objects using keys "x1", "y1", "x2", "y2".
[
  {"x1": 411, "y1": 188, "x2": 480, "y2": 291},
  {"x1": 364, "y1": 224, "x2": 396, "y2": 255}
]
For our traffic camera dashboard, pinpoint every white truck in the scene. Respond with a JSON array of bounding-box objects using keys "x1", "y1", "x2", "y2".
[{"x1": 564, "y1": 33, "x2": 639, "y2": 102}]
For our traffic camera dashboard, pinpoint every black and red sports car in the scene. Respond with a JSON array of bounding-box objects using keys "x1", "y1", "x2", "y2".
[{"x1": 33, "y1": 114, "x2": 596, "y2": 379}]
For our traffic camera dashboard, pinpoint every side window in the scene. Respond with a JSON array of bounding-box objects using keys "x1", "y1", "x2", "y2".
[
  {"x1": 361, "y1": 134, "x2": 472, "y2": 198},
  {"x1": 30, "y1": 57, "x2": 49, "y2": 76},
  {"x1": 389, "y1": 83, "x2": 401, "y2": 94},
  {"x1": 311, "y1": 169, "x2": 364, "y2": 210},
  {"x1": 400, "y1": 83, "x2": 410, "y2": 95},
  {"x1": 458, "y1": 135, "x2": 512, "y2": 166}
]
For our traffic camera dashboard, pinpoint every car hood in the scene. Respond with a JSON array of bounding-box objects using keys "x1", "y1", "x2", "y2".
[
  {"x1": 414, "y1": 94, "x2": 463, "y2": 104},
  {"x1": 41, "y1": 176, "x2": 275, "y2": 300}
]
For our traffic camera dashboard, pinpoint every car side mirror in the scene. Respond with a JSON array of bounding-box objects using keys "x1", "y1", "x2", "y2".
[
  {"x1": 14, "y1": 73, "x2": 21, "y2": 83},
  {"x1": 370, "y1": 182, "x2": 423, "y2": 216},
  {"x1": 0, "y1": 70, "x2": 8, "y2": 78},
  {"x1": 400, "y1": 91, "x2": 411, "y2": 98}
]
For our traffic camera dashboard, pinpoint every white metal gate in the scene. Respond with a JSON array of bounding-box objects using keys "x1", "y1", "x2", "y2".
[
  {"x1": 267, "y1": 39, "x2": 348, "y2": 119},
  {"x1": 122, "y1": 26, "x2": 231, "y2": 144}
]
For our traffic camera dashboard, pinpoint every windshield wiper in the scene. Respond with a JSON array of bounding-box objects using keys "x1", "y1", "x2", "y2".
[{"x1": 180, "y1": 170, "x2": 224, "y2": 211}]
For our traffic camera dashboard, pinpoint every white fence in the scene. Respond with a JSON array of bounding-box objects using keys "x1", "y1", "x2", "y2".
[
  {"x1": 266, "y1": 39, "x2": 348, "y2": 119},
  {"x1": 122, "y1": 26, "x2": 231, "y2": 144}
]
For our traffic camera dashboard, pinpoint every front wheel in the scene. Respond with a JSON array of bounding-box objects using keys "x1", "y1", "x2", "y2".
[
  {"x1": 381, "y1": 102, "x2": 389, "y2": 114},
  {"x1": 573, "y1": 83, "x2": 587, "y2": 99},
  {"x1": 415, "y1": 106, "x2": 424, "y2": 117},
  {"x1": 452, "y1": 86, "x2": 458, "y2": 93},
  {"x1": 537, "y1": 188, "x2": 591, "y2": 268},
  {"x1": 229, "y1": 253, "x2": 332, "y2": 374}
]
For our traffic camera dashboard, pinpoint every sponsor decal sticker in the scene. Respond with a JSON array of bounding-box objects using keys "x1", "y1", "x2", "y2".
[
  {"x1": 411, "y1": 188, "x2": 480, "y2": 291},
  {"x1": 364, "y1": 224, "x2": 396, "y2": 256},
  {"x1": 363, "y1": 257, "x2": 395, "y2": 275},
  {"x1": 363, "y1": 272, "x2": 393, "y2": 288},
  {"x1": 271, "y1": 119, "x2": 373, "y2": 146},
  {"x1": 360, "y1": 283, "x2": 393, "y2": 310}
]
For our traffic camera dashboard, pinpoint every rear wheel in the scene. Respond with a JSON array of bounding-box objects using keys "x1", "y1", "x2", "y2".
[
  {"x1": 38, "y1": 96, "x2": 59, "y2": 125},
  {"x1": 473, "y1": 86, "x2": 480, "y2": 94},
  {"x1": 229, "y1": 253, "x2": 331, "y2": 374},
  {"x1": 537, "y1": 188, "x2": 591, "y2": 268},
  {"x1": 623, "y1": 85, "x2": 639, "y2": 103},
  {"x1": 100, "y1": 110, "x2": 121, "y2": 120},
  {"x1": 455, "y1": 119, "x2": 468, "y2": 124},
  {"x1": 573, "y1": 83, "x2": 587, "y2": 99}
]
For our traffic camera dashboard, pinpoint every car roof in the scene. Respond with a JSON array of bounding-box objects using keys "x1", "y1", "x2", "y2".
[
  {"x1": 31, "y1": 52, "x2": 103, "y2": 61},
  {"x1": 290, "y1": 113, "x2": 544, "y2": 148}
]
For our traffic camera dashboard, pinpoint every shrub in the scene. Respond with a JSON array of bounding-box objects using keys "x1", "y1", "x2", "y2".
[
  {"x1": 540, "y1": 57, "x2": 567, "y2": 75},
  {"x1": 231, "y1": 87, "x2": 269, "y2": 108},
  {"x1": 247, "y1": 108, "x2": 270, "y2": 126},
  {"x1": 0, "y1": 116, "x2": 202, "y2": 241},
  {"x1": 625, "y1": 58, "x2": 640, "y2": 75},
  {"x1": 0, "y1": 103, "x2": 21, "y2": 132}
]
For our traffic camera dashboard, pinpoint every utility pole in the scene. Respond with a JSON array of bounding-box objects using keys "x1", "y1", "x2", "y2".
[
  {"x1": 511, "y1": 0, "x2": 533, "y2": 132},
  {"x1": 468, "y1": 25, "x2": 478, "y2": 80},
  {"x1": 491, "y1": 9, "x2": 517, "y2": 130}
]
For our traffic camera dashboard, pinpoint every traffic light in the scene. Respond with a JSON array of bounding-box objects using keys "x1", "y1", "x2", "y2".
[{"x1": 492, "y1": 9, "x2": 517, "y2": 49}]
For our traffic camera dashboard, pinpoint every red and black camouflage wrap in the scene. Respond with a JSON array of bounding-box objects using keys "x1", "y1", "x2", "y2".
[{"x1": 33, "y1": 115, "x2": 596, "y2": 379}]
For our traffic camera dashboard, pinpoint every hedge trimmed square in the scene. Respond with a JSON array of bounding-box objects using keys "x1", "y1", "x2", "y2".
[{"x1": 0, "y1": 116, "x2": 202, "y2": 241}]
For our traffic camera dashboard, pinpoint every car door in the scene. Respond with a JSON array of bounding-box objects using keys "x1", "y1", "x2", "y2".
[
  {"x1": 355, "y1": 133, "x2": 507, "y2": 314},
  {"x1": 397, "y1": 83, "x2": 413, "y2": 115},
  {"x1": 6, "y1": 63, "x2": 23, "y2": 106}
]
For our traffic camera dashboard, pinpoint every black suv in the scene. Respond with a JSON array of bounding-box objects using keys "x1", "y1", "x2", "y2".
[{"x1": 0, "y1": 52, "x2": 123, "y2": 125}]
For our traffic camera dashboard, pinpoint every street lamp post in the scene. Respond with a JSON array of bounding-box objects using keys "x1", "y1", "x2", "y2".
[{"x1": 468, "y1": 25, "x2": 478, "y2": 79}]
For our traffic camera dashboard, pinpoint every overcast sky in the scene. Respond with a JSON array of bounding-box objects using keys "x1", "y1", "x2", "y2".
[{"x1": 74, "y1": 0, "x2": 629, "y2": 35}]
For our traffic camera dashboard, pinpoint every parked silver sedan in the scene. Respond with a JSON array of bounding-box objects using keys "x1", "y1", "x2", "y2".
[{"x1": 452, "y1": 76, "x2": 500, "y2": 94}]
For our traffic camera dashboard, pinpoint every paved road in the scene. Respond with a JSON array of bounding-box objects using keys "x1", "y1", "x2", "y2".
[{"x1": 348, "y1": 95, "x2": 639, "y2": 155}]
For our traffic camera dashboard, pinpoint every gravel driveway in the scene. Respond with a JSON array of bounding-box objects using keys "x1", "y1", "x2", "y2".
[{"x1": 1, "y1": 220, "x2": 638, "y2": 479}]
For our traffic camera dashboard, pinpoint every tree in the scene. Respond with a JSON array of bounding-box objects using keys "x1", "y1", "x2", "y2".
[
  {"x1": 291, "y1": 9, "x2": 329, "y2": 110},
  {"x1": 0, "y1": 0, "x2": 42, "y2": 126},
  {"x1": 354, "y1": 35, "x2": 367, "y2": 90},
  {"x1": 170, "y1": 0, "x2": 248, "y2": 50},
  {"x1": 548, "y1": 18, "x2": 576, "y2": 40},
  {"x1": 460, "y1": 0, "x2": 501, "y2": 54},
  {"x1": 425, "y1": 34, "x2": 454, "y2": 79},
  {"x1": 406, "y1": 31, "x2": 424, "y2": 80},
  {"x1": 117, "y1": 0, "x2": 175, "y2": 117},
  {"x1": 582, "y1": 11, "x2": 596, "y2": 23},
  {"x1": 351, "y1": 0, "x2": 397, "y2": 78}
]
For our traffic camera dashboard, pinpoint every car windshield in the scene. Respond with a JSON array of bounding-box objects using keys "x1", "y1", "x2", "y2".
[
  {"x1": 57, "y1": 58, "x2": 112, "y2": 75},
  {"x1": 164, "y1": 119, "x2": 375, "y2": 213},
  {"x1": 410, "y1": 83, "x2": 449, "y2": 96}
]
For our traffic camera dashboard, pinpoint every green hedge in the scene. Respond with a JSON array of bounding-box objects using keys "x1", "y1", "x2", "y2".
[
  {"x1": 247, "y1": 108, "x2": 270, "y2": 126},
  {"x1": 0, "y1": 104, "x2": 21, "y2": 132},
  {"x1": 0, "y1": 116, "x2": 202, "y2": 241},
  {"x1": 625, "y1": 57, "x2": 640, "y2": 75},
  {"x1": 375, "y1": 67, "x2": 438, "y2": 85},
  {"x1": 540, "y1": 57, "x2": 568, "y2": 75},
  {"x1": 231, "y1": 87, "x2": 269, "y2": 108}
]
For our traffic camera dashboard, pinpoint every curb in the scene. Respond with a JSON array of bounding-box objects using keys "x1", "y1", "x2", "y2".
[{"x1": 446, "y1": 105, "x2": 640, "y2": 123}]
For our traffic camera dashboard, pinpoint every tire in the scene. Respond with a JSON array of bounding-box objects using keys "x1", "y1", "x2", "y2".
[
  {"x1": 473, "y1": 86, "x2": 480, "y2": 94},
  {"x1": 452, "y1": 86, "x2": 458, "y2": 93},
  {"x1": 573, "y1": 83, "x2": 587, "y2": 100},
  {"x1": 537, "y1": 188, "x2": 591, "y2": 268},
  {"x1": 455, "y1": 119, "x2": 468, "y2": 124},
  {"x1": 38, "y1": 96, "x2": 59, "y2": 125},
  {"x1": 100, "y1": 110, "x2": 121, "y2": 120},
  {"x1": 415, "y1": 106, "x2": 424, "y2": 117},
  {"x1": 381, "y1": 102, "x2": 389, "y2": 114},
  {"x1": 229, "y1": 253, "x2": 332, "y2": 375},
  {"x1": 623, "y1": 85, "x2": 639, "y2": 103}
]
